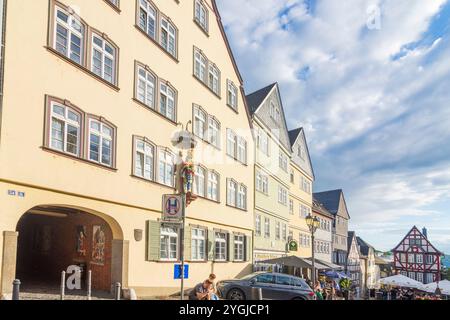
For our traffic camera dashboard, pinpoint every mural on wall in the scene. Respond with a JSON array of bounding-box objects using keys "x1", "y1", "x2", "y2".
[
  {"x1": 76, "y1": 225, "x2": 87, "y2": 257},
  {"x1": 92, "y1": 225, "x2": 106, "y2": 265}
]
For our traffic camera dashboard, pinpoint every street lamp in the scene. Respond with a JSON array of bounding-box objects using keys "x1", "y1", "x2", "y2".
[{"x1": 306, "y1": 214, "x2": 320, "y2": 288}]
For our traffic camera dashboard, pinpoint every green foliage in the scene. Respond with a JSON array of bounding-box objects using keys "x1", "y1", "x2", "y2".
[{"x1": 339, "y1": 278, "x2": 352, "y2": 290}]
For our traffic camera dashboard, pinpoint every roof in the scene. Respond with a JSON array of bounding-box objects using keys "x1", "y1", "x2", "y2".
[
  {"x1": 348, "y1": 231, "x2": 356, "y2": 252},
  {"x1": 356, "y1": 236, "x2": 375, "y2": 257},
  {"x1": 312, "y1": 197, "x2": 334, "y2": 219},
  {"x1": 375, "y1": 256, "x2": 390, "y2": 265},
  {"x1": 245, "y1": 83, "x2": 277, "y2": 115},
  {"x1": 392, "y1": 226, "x2": 443, "y2": 255},
  {"x1": 288, "y1": 128, "x2": 302, "y2": 146},
  {"x1": 313, "y1": 189, "x2": 350, "y2": 219}
]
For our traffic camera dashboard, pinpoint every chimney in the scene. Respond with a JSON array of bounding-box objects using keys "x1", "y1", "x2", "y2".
[{"x1": 422, "y1": 227, "x2": 428, "y2": 239}]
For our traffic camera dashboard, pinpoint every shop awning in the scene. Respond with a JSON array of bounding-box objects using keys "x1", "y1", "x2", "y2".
[
  {"x1": 305, "y1": 258, "x2": 344, "y2": 270},
  {"x1": 258, "y1": 255, "x2": 330, "y2": 270}
]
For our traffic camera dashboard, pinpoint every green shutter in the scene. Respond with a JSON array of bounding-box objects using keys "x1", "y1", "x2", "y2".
[
  {"x1": 245, "y1": 235, "x2": 252, "y2": 262},
  {"x1": 184, "y1": 225, "x2": 192, "y2": 261},
  {"x1": 146, "y1": 220, "x2": 161, "y2": 261},
  {"x1": 228, "y1": 233, "x2": 234, "y2": 262},
  {"x1": 208, "y1": 229, "x2": 215, "y2": 261}
]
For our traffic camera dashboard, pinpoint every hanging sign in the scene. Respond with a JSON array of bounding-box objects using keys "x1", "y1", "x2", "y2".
[{"x1": 288, "y1": 240, "x2": 298, "y2": 252}]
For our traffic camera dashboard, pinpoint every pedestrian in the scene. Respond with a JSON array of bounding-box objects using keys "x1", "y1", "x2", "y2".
[
  {"x1": 314, "y1": 280, "x2": 324, "y2": 300},
  {"x1": 208, "y1": 274, "x2": 219, "y2": 300},
  {"x1": 189, "y1": 279, "x2": 214, "y2": 300}
]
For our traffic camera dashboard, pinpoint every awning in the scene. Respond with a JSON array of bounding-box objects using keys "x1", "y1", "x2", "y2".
[
  {"x1": 305, "y1": 258, "x2": 344, "y2": 270},
  {"x1": 258, "y1": 256, "x2": 330, "y2": 270}
]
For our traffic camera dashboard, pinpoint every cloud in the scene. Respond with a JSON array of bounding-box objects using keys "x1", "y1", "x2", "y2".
[{"x1": 217, "y1": 0, "x2": 450, "y2": 252}]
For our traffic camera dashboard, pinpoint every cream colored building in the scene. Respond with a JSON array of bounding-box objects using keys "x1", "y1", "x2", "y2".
[
  {"x1": 0, "y1": 0, "x2": 255, "y2": 298},
  {"x1": 287, "y1": 128, "x2": 314, "y2": 260},
  {"x1": 245, "y1": 83, "x2": 291, "y2": 266}
]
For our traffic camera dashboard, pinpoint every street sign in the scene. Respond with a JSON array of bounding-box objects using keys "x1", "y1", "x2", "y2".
[
  {"x1": 174, "y1": 264, "x2": 189, "y2": 279},
  {"x1": 162, "y1": 194, "x2": 183, "y2": 221}
]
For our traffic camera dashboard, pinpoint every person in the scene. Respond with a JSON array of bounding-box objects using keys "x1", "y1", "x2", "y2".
[
  {"x1": 314, "y1": 280, "x2": 324, "y2": 300},
  {"x1": 208, "y1": 274, "x2": 219, "y2": 300},
  {"x1": 189, "y1": 279, "x2": 214, "y2": 300},
  {"x1": 329, "y1": 281, "x2": 336, "y2": 300}
]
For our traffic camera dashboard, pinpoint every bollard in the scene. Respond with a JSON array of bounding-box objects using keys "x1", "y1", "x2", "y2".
[
  {"x1": 87, "y1": 270, "x2": 92, "y2": 301},
  {"x1": 12, "y1": 279, "x2": 21, "y2": 300},
  {"x1": 60, "y1": 271, "x2": 66, "y2": 301},
  {"x1": 115, "y1": 282, "x2": 121, "y2": 300}
]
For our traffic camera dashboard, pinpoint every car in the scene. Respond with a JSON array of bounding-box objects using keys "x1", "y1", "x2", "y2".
[{"x1": 216, "y1": 272, "x2": 315, "y2": 300}]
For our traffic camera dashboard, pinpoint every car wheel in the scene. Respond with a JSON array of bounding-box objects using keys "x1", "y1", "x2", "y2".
[{"x1": 227, "y1": 288, "x2": 246, "y2": 300}]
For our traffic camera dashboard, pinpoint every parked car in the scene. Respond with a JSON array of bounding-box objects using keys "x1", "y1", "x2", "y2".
[{"x1": 217, "y1": 272, "x2": 315, "y2": 300}]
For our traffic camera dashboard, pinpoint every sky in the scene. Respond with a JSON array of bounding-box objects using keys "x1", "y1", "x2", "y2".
[{"x1": 216, "y1": 0, "x2": 450, "y2": 254}]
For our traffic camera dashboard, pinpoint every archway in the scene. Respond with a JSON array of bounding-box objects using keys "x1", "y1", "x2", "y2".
[{"x1": 15, "y1": 205, "x2": 123, "y2": 293}]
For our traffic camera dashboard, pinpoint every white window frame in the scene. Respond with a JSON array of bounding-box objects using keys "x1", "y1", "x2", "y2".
[
  {"x1": 227, "y1": 129, "x2": 236, "y2": 158},
  {"x1": 227, "y1": 80, "x2": 238, "y2": 110},
  {"x1": 278, "y1": 186, "x2": 287, "y2": 206},
  {"x1": 214, "y1": 232, "x2": 227, "y2": 261},
  {"x1": 237, "y1": 137, "x2": 247, "y2": 164},
  {"x1": 237, "y1": 184, "x2": 247, "y2": 210},
  {"x1": 194, "y1": 48, "x2": 207, "y2": 82},
  {"x1": 227, "y1": 179, "x2": 237, "y2": 207},
  {"x1": 234, "y1": 234, "x2": 244, "y2": 261},
  {"x1": 207, "y1": 171, "x2": 219, "y2": 201},
  {"x1": 193, "y1": 106, "x2": 206, "y2": 140},
  {"x1": 208, "y1": 64, "x2": 220, "y2": 95},
  {"x1": 137, "y1": 66, "x2": 156, "y2": 109},
  {"x1": 160, "y1": 226, "x2": 178, "y2": 261},
  {"x1": 191, "y1": 228, "x2": 206, "y2": 261},
  {"x1": 88, "y1": 119, "x2": 113, "y2": 167},
  {"x1": 160, "y1": 17, "x2": 177, "y2": 57},
  {"x1": 207, "y1": 117, "x2": 220, "y2": 148},
  {"x1": 282, "y1": 224, "x2": 287, "y2": 241},
  {"x1": 50, "y1": 102, "x2": 81, "y2": 156},
  {"x1": 194, "y1": 0, "x2": 208, "y2": 31},
  {"x1": 255, "y1": 215, "x2": 261, "y2": 236},
  {"x1": 289, "y1": 199, "x2": 294, "y2": 215},
  {"x1": 264, "y1": 217, "x2": 270, "y2": 238},
  {"x1": 139, "y1": 0, "x2": 157, "y2": 40},
  {"x1": 160, "y1": 82, "x2": 176, "y2": 121},
  {"x1": 158, "y1": 148, "x2": 175, "y2": 187},
  {"x1": 54, "y1": 6, "x2": 85, "y2": 65},
  {"x1": 134, "y1": 138, "x2": 155, "y2": 181},
  {"x1": 91, "y1": 34, "x2": 116, "y2": 84},
  {"x1": 194, "y1": 166, "x2": 206, "y2": 197}
]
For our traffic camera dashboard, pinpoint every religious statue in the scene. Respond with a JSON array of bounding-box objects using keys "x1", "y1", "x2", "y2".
[
  {"x1": 76, "y1": 225, "x2": 87, "y2": 256},
  {"x1": 181, "y1": 149, "x2": 195, "y2": 195}
]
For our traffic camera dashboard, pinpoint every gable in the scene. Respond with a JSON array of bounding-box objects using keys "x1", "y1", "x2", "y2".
[
  {"x1": 291, "y1": 129, "x2": 314, "y2": 179},
  {"x1": 337, "y1": 192, "x2": 350, "y2": 219},
  {"x1": 393, "y1": 226, "x2": 442, "y2": 254},
  {"x1": 253, "y1": 85, "x2": 291, "y2": 151}
]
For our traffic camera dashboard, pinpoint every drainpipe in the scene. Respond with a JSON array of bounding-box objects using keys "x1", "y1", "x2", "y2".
[{"x1": 0, "y1": 0, "x2": 7, "y2": 143}]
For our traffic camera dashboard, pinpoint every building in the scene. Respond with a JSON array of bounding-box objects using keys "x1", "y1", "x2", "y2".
[
  {"x1": 0, "y1": 0, "x2": 255, "y2": 297},
  {"x1": 246, "y1": 83, "x2": 291, "y2": 266},
  {"x1": 311, "y1": 197, "x2": 333, "y2": 263},
  {"x1": 392, "y1": 226, "x2": 443, "y2": 284},
  {"x1": 356, "y1": 236, "x2": 379, "y2": 294},
  {"x1": 287, "y1": 128, "x2": 314, "y2": 260},
  {"x1": 314, "y1": 189, "x2": 350, "y2": 267},
  {"x1": 347, "y1": 231, "x2": 362, "y2": 296}
]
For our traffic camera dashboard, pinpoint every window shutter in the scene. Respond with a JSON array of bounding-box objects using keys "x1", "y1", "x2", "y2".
[
  {"x1": 207, "y1": 229, "x2": 215, "y2": 261},
  {"x1": 184, "y1": 225, "x2": 192, "y2": 261},
  {"x1": 146, "y1": 220, "x2": 161, "y2": 261},
  {"x1": 245, "y1": 235, "x2": 252, "y2": 262},
  {"x1": 228, "y1": 233, "x2": 234, "y2": 262}
]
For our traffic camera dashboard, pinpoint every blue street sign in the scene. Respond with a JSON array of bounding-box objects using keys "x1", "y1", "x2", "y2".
[{"x1": 174, "y1": 264, "x2": 189, "y2": 279}]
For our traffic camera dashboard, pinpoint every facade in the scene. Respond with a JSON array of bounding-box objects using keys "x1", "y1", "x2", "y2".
[
  {"x1": 356, "y1": 237, "x2": 379, "y2": 294},
  {"x1": 0, "y1": 0, "x2": 255, "y2": 297},
  {"x1": 311, "y1": 197, "x2": 333, "y2": 263},
  {"x1": 346, "y1": 232, "x2": 362, "y2": 296},
  {"x1": 392, "y1": 226, "x2": 443, "y2": 284},
  {"x1": 246, "y1": 83, "x2": 291, "y2": 265},
  {"x1": 314, "y1": 189, "x2": 350, "y2": 266},
  {"x1": 287, "y1": 128, "x2": 314, "y2": 260}
]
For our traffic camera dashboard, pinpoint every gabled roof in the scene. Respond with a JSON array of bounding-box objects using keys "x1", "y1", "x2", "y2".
[
  {"x1": 245, "y1": 83, "x2": 277, "y2": 115},
  {"x1": 312, "y1": 196, "x2": 334, "y2": 219},
  {"x1": 392, "y1": 226, "x2": 443, "y2": 255},
  {"x1": 356, "y1": 236, "x2": 375, "y2": 257},
  {"x1": 289, "y1": 127, "x2": 316, "y2": 180},
  {"x1": 288, "y1": 128, "x2": 302, "y2": 146},
  {"x1": 348, "y1": 231, "x2": 356, "y2": 252},
  {"x1": 313, "y1": 189, "x2": 350, "y2": 219}
]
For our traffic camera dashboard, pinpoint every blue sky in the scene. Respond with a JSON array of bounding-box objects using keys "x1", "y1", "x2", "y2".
[{"x1": 217, "y1": 0, "x2": 450, "y2": 253}]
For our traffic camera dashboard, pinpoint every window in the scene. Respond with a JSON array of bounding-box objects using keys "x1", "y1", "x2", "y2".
[
  {"x1": 194, "y1": 166, "x2": 206, "y2": 197},
  {"x1": 91, "y1": 34, "x2": 116, "y2": 84},
  {"x1": 194, "y1": 0, "x2": 208, "y2": 32},
  {"x1": 426, "y1": 255, "x2": 434, "y2": 265},
  {"x1": 425, "y1": 273, "x2": 434, "y2": 284},
  {"x1": 278, "y1": 186, "x2": 287, "y2": 205},
  {"x1": 416, "y1": 272, "x2": 423, "y2": 283},
  {"x1": 106, "y1": 0, "x2": 119, "y2": 8},
  {"x1": 256, "y1": 128, "x2": 269, "y2": 155},
  {"x1": 279, "y1": 152, "x2": 288, "y2": 172},
  {"x1": 237, "y1": 137, "x2": 247, "y2": 164},
  {"x1": 264, "y1": 218, "x2": 270, "y2": 238},
  {"x1": 207, "y1": 171, "x2": 219, "y2": 201},
  {"x1": 255, "y1": 215, "x2": 261, "y2": 236},
  {"x1": 158, "y1": 148, "x2": 175, "y2": 187},
  {"x1": 416, "y1": 254, "x2": 423, "y2": 264},
  {"x1": 282, "y1": 224, "x2": 287, "y2": 241},
  {"x1": 134, "y1": 137, "x2": 154, "y2": 180},
  {"x1": 137, "y1": 66, "x2": 156, "y2": 109},
  {"x1": 49, "y1": 102, "x2": 81, "y2": 156},
  {"x1": 301, "y1": 176, "x2": 311, "y2": 194},
  {"x1": 255, "y1": 274, "x2": 274, "y2": 284},
  {"x1": 237, "y1": 185, "x2": 247, "y2": 210},
  {"x1": 227, "y1": 179, "x2": 237, "y2": 207},
  {"x1": 191, "y1": 228, "x2": 206, "y2": 261},
  {"x1": 227, "y1": 80, "x2": 238, "y2": 110},
  {"x1": 193, "y1": 106, "x2": 206, "y2": 140},
  {"x1": 214, "y1": 232, "x2": 227, "y2": 261},
  {"x1": 289, "y1": 200, "x2": 294, "y2": 215},
  {"x1": 208, "y1": 64, "x2": 220, "y2": 95},
  {"x1": 227, "y1": 129, "x2": 236, "y2": 157},
  {"x1": 408, "y1": 253, "x2": 415, "y2": 263},
  {"x1": 207, "y1": 117, "x2": 220, "y2": 148},
  {"x1": 160, "y1": 227, "x2": 178, "y2": 261},
  {"x1": 54, "y1": 6, "x2": 85, "y2": 65},
  {"x1": 234, "y1": 235, "x2": 244, "y2": 261},
  {"x1": 88, "y1": 119, "x2": 113, "y2": 167},
  {"x1": 256, "y1": 171, "x2": 268, "y2": 194},
  {"x1": 194, "y1": 49, "x2": 207, "y2": 82},
  {"x1": 193, "y1": 47, "x2": 221, "y2": 96},
  {"x1": 160, "y1": 17, "x2": 177, "y2": 57},
  {"x1": 290, "y1": 169, "x2": 294, "y2": 183},
  {"x1": 139, "y1": 0, "x2": 157, "y2": 40},
  {"x1": 160, "y1": 82, "x2": 176, "y2": 121},
  {"x1": 408, "y1": 272, "x2": 415, "y2": 280},
  {"x1": 400, "y1": 253, "x2": 406, "y2": 263}
]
